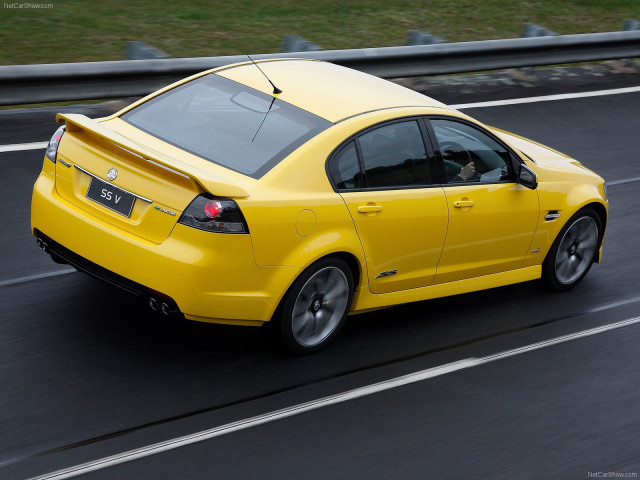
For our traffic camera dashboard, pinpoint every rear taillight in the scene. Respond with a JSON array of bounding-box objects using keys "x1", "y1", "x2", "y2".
[
  {"x1": 178, "y1": 194, "x2": 249, "y2": 234},
  {"x1": 45, "y1": 125, "x2": 65, "y2": 163}
]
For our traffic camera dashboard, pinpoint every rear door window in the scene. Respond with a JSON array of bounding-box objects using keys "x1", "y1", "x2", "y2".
[
  {"x1": 328, "y1": 142, "x2": 363, "y2": 190},
  {"x1": 328, "y1": 119, "x2": 431, "y2": 190},
  {"x1": 357, "y1": 121, "x2": 429, "y2": 188}
]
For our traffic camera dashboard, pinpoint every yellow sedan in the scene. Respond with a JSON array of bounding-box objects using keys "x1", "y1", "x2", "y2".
[{"x1": 32, "y1": 59, "x2": 607, "y2": 353}]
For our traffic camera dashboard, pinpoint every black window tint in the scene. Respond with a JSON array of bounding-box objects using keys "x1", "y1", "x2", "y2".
[
  {"x1": 357, "y1": 121, "x2": 429, "y2": 188},
  {"x1": 121, "y1": 74, "x2": 331, "y2": 178},
  {"x1": 329, "y1": 142, "x2": 363, "y2": 190},
  {"x1": 431, "y1": 119, "x2": 513, "y2": 184}
]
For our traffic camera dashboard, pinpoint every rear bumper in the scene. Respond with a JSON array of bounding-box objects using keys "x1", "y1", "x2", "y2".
[{"x1": 31, "y1": 172, "x2": 300, "y2": 325}]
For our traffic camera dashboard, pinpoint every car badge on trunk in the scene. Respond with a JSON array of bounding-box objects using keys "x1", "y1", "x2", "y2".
[{"x1": 107, "y1": 168, "x2": 118, "y2": 181}]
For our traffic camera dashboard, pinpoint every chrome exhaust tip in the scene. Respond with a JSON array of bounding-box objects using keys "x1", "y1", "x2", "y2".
[
  {"x1": 37, "y1": 238, "x2": 49, "y2": 253},
  {"x1": 160, "y1": 302, "x2": 176, "y2": 316},
  {"x1": 149, "y1": 297, "x2": 160, "y2": 311}
]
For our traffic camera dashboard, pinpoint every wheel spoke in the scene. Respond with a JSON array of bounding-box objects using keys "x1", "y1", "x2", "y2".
[
  {"x1": 324, "y1": 280, "x2": 346, "y2": 303},
  {"x1": 556, "y1": 255, "x2": 568, "y2": 267},
  {"x1": 578, "y1": 235, "x2": 597, "y2": 253},
  {"x1": 293, "y1": 311, "x2": 316, "y2": 338},
  {"x1": 557, "y1": 258, "x2": 572, "y2": 280},
  {"x1": 292, "y1": 295, "x2": 309, "y2": 318},
  {"x1": 322, "y1": 272, "x2": 340, "y2": 296}
]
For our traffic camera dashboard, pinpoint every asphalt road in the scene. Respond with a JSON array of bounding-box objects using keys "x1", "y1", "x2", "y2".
[{"x1": 1, "y1": 88, "x2": 640, "y2": 479}]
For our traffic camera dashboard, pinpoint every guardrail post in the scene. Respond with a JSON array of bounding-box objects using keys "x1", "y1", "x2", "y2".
[
  {"x1": 407, "y1": 30, "x2": 445, "y2": 45},
  {"x1": 125, "y1": 41, "x2": 170, "y2": 60},
  {"x1": 521, "y1": 23, "x2": 558, "y2": 38},
  {"x1": 515, "y1": 23, "x2": 558, "y2": 78},
  {"x1": 282, "y1": 35, "x2": 323, "y2": 52},
  {"x1": 622, "y1": 18, "x2": 640, "y2": 31},
  {"x1": 617, "y1": 19, "x2": 640, "y2": 70}
]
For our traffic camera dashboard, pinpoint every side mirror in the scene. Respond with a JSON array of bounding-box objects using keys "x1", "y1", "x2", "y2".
[{"x1": 518, "y1": 164, "x2": 538, "y2": 189}]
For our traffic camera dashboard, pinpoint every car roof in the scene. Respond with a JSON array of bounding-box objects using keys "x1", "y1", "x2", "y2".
[{"x1": 215, "y1": 59, "x2": 450, "y2": 123}]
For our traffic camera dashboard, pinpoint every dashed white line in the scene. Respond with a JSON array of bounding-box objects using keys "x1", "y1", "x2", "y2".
[
  {"x1": 0, "y1": 269, "x2": 76, "y2": 288},
  {"x1": 29, "y1": 315, "x2": 640, "y2": 480},
  {"x1": 451, "y1": 85, "x2": 640, "y2": 109},
  {"x1": 0, "y1": 141, "x2": 47, "y2": 153},
  {"x1": 607, "y1": 176, "x2": 640, "y2": 187}
]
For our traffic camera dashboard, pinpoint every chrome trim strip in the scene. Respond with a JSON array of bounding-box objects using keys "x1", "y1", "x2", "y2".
[
  {"x1": 73, "y1": 164, "x2": 153, "y2": 203},
  {"x1": 144, "y1": 158, "x2": 191, "y2": 179},
  {"x1": 545, "y1": 212, "x2": 562, "y2": 221},
  {"x1": 109, "y1": 141, "x2": 145, "y2": 160}
]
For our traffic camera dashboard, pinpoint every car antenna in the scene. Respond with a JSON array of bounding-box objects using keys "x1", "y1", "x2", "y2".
[
  {"x1": 247, "y1": 55, "x2": 281, "y2": 142},
  {"x1": 247, "y1": 55, "x2": 282, "y2": 95}
]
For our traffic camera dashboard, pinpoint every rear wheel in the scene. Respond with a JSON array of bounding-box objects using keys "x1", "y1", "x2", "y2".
[
  {"x1": 275, "y1": 257, "x2": 354, "y2": 354},
  {"x1": 542, "y1": 208, "x2": 601, "y2": 291}
]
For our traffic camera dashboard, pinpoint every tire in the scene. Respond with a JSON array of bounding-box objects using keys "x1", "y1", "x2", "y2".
[
  {"x1": 274, "y1": 257, "x2": 355, "y2": 354},
  {"x1": 542, "y1": 207, "x2": 601, "y2": 291}
]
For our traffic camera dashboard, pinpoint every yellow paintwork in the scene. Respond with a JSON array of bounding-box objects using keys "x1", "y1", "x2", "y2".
[
  {"x1": 436, "y1": 182, "x2": 539, "y2": 284},
  {"x1": 32, "y1": 59, "x2": 608, "y2": 327},
  {"x1": 216, "y1": 60, "x2": 449, "y2": 122},
  {"x1": 340, "y1": 188, "x2": 448, "y2": 293}
]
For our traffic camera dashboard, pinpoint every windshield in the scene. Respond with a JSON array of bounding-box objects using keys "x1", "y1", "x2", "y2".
[{"x1": 121, "y1": 73, "x2": 331, "y2": 178}]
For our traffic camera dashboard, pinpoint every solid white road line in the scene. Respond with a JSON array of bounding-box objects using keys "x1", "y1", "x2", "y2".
[
  {"x1": 0, "y1": 269, "x2": 76, "y2": 288},
  {"x1": 0, "y1": 141, "x2": 47, "y2": 153},
  {"x1": 2, "y1": 86, "x2": 640, "y2": 154},
  {"x1": 607, "y1": 176, "x2": 640, "y2": 187},
  {"x1": 29, "y1": 315, "x2": 640, "y2": 480},
  {"x1": 451, "y1": 85, "x2": 640, "y2": 109}
]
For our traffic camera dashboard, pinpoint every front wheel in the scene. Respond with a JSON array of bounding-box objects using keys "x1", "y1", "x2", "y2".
[
  {"x1": 542, "y1": 208, "x2": 601, "y2": 291},
  {"x1": 274, "y1": 257, "x2": 354, "y2": 354}
]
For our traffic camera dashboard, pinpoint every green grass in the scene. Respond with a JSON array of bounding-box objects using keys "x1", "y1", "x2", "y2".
[{"x1": 0, "y1": 0, "x2": 638, "y2": 65}]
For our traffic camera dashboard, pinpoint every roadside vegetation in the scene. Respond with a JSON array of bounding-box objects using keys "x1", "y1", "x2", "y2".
[{"x1": 1, "y1": 0, "x2": 638, "y2": 65}]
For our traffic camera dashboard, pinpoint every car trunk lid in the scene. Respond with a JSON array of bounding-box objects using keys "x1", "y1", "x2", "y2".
[{"x1": 54, "y1": 113, "x2": 249, "y2": 243}]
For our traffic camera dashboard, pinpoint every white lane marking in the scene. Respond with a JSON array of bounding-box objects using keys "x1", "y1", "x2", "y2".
[
  {"x1": 29, "y1": 315, "x2": 640, "y2": 480},
  {"x1": 451, "y1": 85, "x2": 640, "y2": 109},
  {"x1": 0, "y1": 141, "x2": 47, "y2": 153},
  {"x1": 607, "y1": 176, "x2": 640, "y2": 187},
  {"x1": 588, "y1": 296, "x2": 640, "y2": 313},
  {"x1": 0, "y1": 269, "x2": 76, "y2": 288},
  {"x1": 1, "y1": 86, "x2": 639, "y2": 153}
]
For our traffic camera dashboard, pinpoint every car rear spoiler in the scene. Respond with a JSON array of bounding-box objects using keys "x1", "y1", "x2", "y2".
[{"x1": 56, "y1": 113, "x2": 249, "y2": 198}]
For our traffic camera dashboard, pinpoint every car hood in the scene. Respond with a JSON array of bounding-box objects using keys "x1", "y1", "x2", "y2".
[{"x1": 489, "y1": 127, "x2": 583, "y2": 170}]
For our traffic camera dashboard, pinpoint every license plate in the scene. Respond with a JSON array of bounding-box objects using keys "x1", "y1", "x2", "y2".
[{"x1": 86, "y1": 177, "x2": 136, "y2": 217}]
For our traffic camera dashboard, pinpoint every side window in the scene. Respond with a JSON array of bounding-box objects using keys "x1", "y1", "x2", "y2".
[
  {"x1": 431, "y1": 119, "x2": 513, "y2": 184},
  {"x1": 357, "y1": 121, "x2": 429, "y2": 188},
  {"x1": 329, "y1": 142, "x2": 363, "y2": 190}
]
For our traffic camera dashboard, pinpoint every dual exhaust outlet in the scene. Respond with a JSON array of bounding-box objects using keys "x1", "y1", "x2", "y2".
[
  {"x1": 148, "y1": 296, "x2": 177, "y2": 316},
  {"x1": 36, "y1": 238, "x2": 50, "y2": 253},
  {"x1": 37, "y1": 236, "x2": 179, "y2": 317}
]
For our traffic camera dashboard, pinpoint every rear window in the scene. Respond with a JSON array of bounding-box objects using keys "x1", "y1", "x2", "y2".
[{"x1": 121, "y1": 73, "x2": 331, "y2": 178}]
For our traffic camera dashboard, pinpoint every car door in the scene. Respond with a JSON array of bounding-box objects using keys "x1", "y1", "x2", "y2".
[
  {"x1": 426, "y1": 117, "x2": 540, "y2": 284},
  {"x1": 328, "y1": 119, "x2": 449, "y2": 294}
]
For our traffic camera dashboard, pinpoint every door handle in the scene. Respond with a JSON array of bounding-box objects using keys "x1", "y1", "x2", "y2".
[
  {"x1": 357, "y1": 205, "x2": 383, "y2": 213},
  {"x1": 453, "y1": 200, "x2": 475, "y2": 208}
]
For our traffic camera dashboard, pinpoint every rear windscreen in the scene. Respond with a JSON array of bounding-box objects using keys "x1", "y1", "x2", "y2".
[{"x1": 121, "y1": 73, "x2": 332, "y2": 178}]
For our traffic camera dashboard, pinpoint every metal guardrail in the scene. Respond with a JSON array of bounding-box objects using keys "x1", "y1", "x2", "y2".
[{"x1": 1, "y1": 30, "x2": 639, "y2": 106}]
